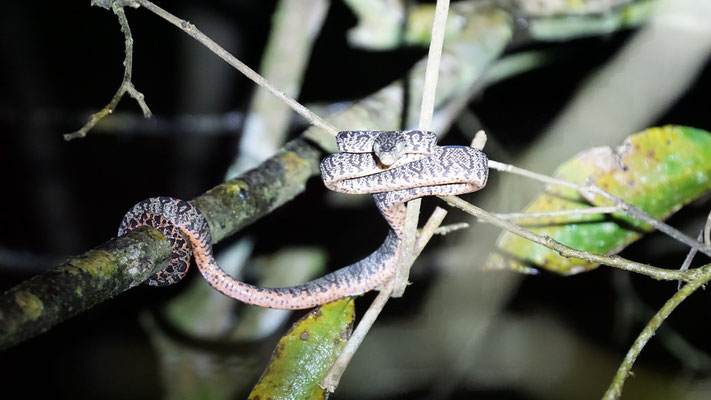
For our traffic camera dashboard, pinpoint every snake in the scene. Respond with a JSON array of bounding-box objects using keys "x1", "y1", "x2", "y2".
[{"x1": 118, "y1": 130, "x2": 488, "y2": 309}]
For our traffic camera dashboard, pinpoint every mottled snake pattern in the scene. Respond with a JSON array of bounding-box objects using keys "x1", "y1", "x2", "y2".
[{"x1": 118, "y1": 130, "x2": 488, "y2": 309}]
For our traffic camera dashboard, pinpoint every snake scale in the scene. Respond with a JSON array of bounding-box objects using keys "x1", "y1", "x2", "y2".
[{"x1": 118, "y1": 130, "x2": 488, "y2": 309}]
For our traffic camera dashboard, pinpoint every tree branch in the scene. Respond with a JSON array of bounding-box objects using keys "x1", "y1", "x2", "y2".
[
  {"x1": 0, "y1": 226, "x2": 170, "y2": 349},
  {"x1": 0, "y1": 138, "x2": 321, "y2": 350}
]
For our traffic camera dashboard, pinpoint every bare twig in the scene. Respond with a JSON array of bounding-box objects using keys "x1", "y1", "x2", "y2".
[
  {"x1": 470, "y1": 130, "x2": 487, "y2": 150},
  {"x1": 585, "y1": 181, "x2": 711, "y2": 258},
  {"x1": 321, "y1": 207, "x2": 448, "y2": 392},
  {"x1": 134, "y1": 0, "x2": 339, "y2": 137},
  {"x1": 393, "y1": 199, "x2": 421, "y2": 297},
  {"x1": 487, "y1": 159, "x2": 580, "y2": 190},
  {"x1": 603, "y1": 263, "x2": 711, "y2": 400},
  {"x1": 679, "y1": 211, "x2": 711, "y2": 288},
  {"x1": 432, "y1": 222, "x2": 469, "y2": 236},
  {"x1": 441, "y1": 195, "x2": 698, "y2": 282},
  {"x1": 678, "y1": 230, "x2": 703, "y2": 282},
  {"x1": 65, "y1": 1, "x2": 152, "y2": 141},
  {"x1": 414, "y1": 208, "x2": 450, "y2": 253},
  {"x1": 320, "y1": 281, "x2": 393, "y2": 392},
  {"x1": 494, "y1": 206, "x2": 619, "y2": 221},
  {"x1": 394, "y1": 0, "x2": 451, "y2": 298},
  {"x1": 704, "y1": 210, "x2": 711, "y2": 247},
  {"x1": 418, "y1": 0, "x2": 449, "y2": 131}
]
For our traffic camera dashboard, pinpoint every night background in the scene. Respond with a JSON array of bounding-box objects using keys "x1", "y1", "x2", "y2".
[{"x1": 1, "y1": 0, "x2": 711, "y2": 399}]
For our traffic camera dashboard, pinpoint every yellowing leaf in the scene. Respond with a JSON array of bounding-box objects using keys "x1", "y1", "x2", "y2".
[{"x1": 488, "y1": 126, "x2": 711, "y2": 274}]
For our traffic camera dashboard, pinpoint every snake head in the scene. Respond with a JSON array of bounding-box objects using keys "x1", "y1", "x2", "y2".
[{"x1": 373, "y1": 131, "x2": 407, "y2": 166}]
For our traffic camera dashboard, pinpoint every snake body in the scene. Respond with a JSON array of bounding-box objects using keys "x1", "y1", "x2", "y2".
[{"x1": 118, "y1": 130, "x2": 488, "y2": 309}]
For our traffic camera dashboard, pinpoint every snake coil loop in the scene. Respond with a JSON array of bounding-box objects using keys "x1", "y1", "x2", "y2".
[{"x1": 119, "y1": 130, "x2": 488, "y2": 309}]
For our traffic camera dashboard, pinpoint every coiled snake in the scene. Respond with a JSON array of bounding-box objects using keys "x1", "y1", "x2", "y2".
[{"x1": 118, "y1": 130, "x2": 488, "y2": 309}]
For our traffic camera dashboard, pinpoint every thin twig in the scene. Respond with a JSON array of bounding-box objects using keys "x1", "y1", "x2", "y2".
[
  {"x1": 680, "y1": 212, "x2": 711, "y2": 288},
  {"x1": 586, "y1": 181, "x2": 711, "y2": 258},
  {"x1": 320, "y1": 281, "x2": 394, "y2": 393},
  {"x1": 488, "y1": 160, "x2": 711, "y2": 258},
  {"x1": 441, "y1": 195, "x2": 697, "y2": 282},
  {"x1": 603, "y1": 263, "x2": 711, "y2": 400},
  {"x1": 414, "y1": 208, "x2": 450, "y2": 253},
  {"x1": 393, "y1": 199, "x2": 421, "y2": 297},
  {"x1": 488, "y1": 159, "x2": 580, "y2": 190},
  {"x1": 432, "y1": 222, "x2": 469, "y2": 236},
  {"x1": 677, "y1": 230, "x2": 703, "y2": 287},
  {"x1": 321, "y1": 207, "x2": 448, "y2": 392},
  {"x1": 64, "y1": 2, "x2": 152, "y2": 141},
  {"x1": 704, "y1": 210, "x2": 711, "y2": 247},
  {"x1": 418, "y1": 0, "x2": 450, "y2": 131},
  {"x1": 229, "y1": 0, "x2": 329, "y2": 178},
  {"x1": 394, "y1": 0, "x2": 451, "y2": 298},
  {"x1": 134, "y1": 0, "x2": 339, "y2": 137},
  {"x1": 470, "y1": 130, "x2": 487, "y2": 150},
  {"x1": 494, "y1": 206, "x2": 619, "y2": 221}
]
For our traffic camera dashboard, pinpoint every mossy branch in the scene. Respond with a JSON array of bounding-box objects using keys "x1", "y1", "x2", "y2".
[
  {"x1": 0, "y1": 226, "x2": 170, "y2": 350},
  {"x1": 0, "y1": 139, "x2": 322, "y2": 350}
]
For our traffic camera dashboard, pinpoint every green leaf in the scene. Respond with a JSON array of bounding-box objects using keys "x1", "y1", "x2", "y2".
[
  {"x1": 248, "y1": 298, "x2": 355, "y2": 400},
  {"x1": 487, "y1": 126, "x2": 711, "y2": 275}
]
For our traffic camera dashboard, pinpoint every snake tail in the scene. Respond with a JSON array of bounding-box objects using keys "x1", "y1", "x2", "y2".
[{"x1": 119, "y1": 197, "x2": 399, "y2": 309}]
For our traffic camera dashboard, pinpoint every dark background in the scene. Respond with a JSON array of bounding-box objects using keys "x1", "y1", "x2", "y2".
[{"x1": 1, "y1": 0, "x2": 711, "y2": 399}]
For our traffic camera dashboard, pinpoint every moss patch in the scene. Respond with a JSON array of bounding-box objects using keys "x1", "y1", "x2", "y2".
[
  {"x1": 67, "y1": 250, "x2": 119, "y2": 278},
  {"x1": 224, "y1": 179, "x2": 249, "y2": 195},
  {"x1": 14, "y1": 291, "x2": 43, "y2": 320}
]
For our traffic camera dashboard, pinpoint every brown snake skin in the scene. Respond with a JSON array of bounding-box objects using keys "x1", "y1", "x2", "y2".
[{"x1": 118, "y1": 130, "x2": 488, "y2": 309}]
